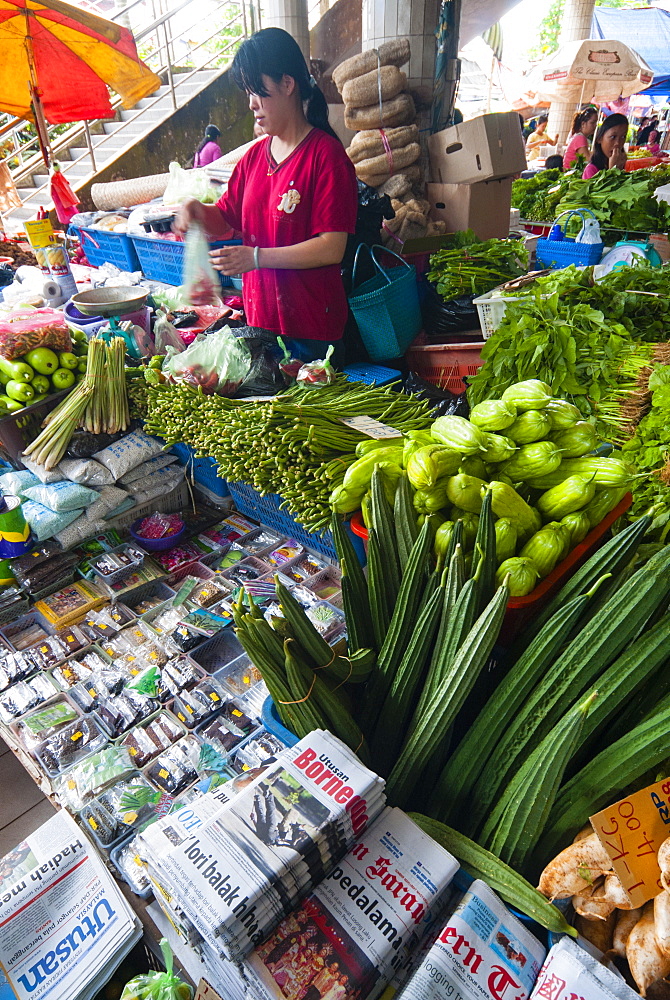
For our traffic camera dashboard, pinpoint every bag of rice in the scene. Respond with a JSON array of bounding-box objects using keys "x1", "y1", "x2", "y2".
[
  {"x1": 0, "y1": 470, "x2": 40, "y2": 498},
  {"x1": 23, "y1": 481, "x2": 99, "y2": 512},
  {"x1": 54, "y1": 516, "x2": 106, "y2": 549},
  {"x1": 130, "y1": 468, "x2": 185, "y2": 506},
  {"x1": 85, "y1": 486, "x2": 129, "y2": 522},
  {"x1": 58, "y1": 458, "x2": 115, "y2": 487},
  {"x1": 20, "y1": 456, "x2": 64, "y2": 484},
  {"x1": 22, "y1": 501, "x2": 83, "y2": 542},
  {"x1": 118, "y1": 453, "x2": 178, "y2": 485},
  {"x1": 125, "y1": 465, "x2": 185, "y2": 497},
  {"x1": 94, "y1": 430, "x2": 164, "y2": 479}
]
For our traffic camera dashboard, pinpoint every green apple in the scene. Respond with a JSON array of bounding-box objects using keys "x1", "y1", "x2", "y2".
[
  {"x1": 5, "y1": 380, "x2": 34, "y2": 402},
  {"x1": 31, "y1": 374, "x2": 50, "y2": 395},
  {"x1": 25, "y1": 348, "x2": 59, "y2": 375},
  {"x1": 77, "y1": 360, "x2": 88, "y2": 374},
  {"x1": 51, "y1": 368, "x2": 76, "y2": 390},
  {"x1": 58, "y1": 352, "x2": 79, "y2": 370},
  {"x1": 71, "y1": 328, "x2": 87, "y2": 343}
]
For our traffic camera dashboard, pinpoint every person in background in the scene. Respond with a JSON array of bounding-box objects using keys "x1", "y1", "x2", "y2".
[
  {"x1": 563, "y1": 107, "x2": 598, "y2": 169},
  {"x1": 647, "y1": 129, "x2": 662, "y2": 155},
  {"x1": 175, "y1": 27, "x2": 358, "y2": 362},
  {"x1": 193, "y1": 124, "x2": 222, "y2": 167},
  {"x1": 544, "y1": 153, "x2": 564, "y2": 171},
  {"x1": 583, "y1": 113, "x2": 628, "y2": 179},
  {"x1": 523, "y1": 117, "x2": 537, "y2": 140},
  {"x1": 526, "y1": 115, "x2": 557, "y2": 161},
  {"x1": 636, "y1": 116, "x2": 658, "y2": 146}
]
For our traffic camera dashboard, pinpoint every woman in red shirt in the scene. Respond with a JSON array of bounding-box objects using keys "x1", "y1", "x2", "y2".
[{"x1": 176, "y1": 27, "x2": 358, "y2": 360}]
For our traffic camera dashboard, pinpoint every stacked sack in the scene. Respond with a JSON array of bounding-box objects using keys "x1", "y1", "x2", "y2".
[{"x1": 333, "y1": 41, "x2": 447, "y2": 246}]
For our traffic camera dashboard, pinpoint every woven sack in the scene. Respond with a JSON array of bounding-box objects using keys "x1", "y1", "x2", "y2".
[
  {"x1": 92, "y1": 173, "x2": 169, "y2": 210},
  {"x1": 347, "y1": 125, "x2": 419, "y2": 164},
  {"x1": 342, "y1": 65, "x2": 406, "y2": 109},
  {"x1": 345, "y1": 93, "x2": 416, "y2": 131},
  {"x1": 359, "y1": 162, "x2": 422, "y2": 190},
  {"x1": 333, "y1": 39, "x2": 410, "y2": 93},
  {"x1": 354, "y1": 142, "x2": 420, "y2": 186}
]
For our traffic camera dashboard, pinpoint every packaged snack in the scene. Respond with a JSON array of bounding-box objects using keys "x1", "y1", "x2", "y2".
[
  {"x1": 23, "y1": 480, "x2": 99, "y2": 512},
  {"x1": 217, "y1": 698, "x2": 255, "y2": 735},
  {"x1": 184, "y1": 578, "x2": 231, "y2": 609},
  {"x1": 178, "y1": 607, "x2": 232, "y2": 636},
  {"x1": 113, "y1": 836, "x2": 152, "y2": 895},
  {"x1": 0, "y1": 308, "x2": 71, "y2": 360},
  {"x1": 95, "y1": 689, "x2": 159, "y2": 738},
  {"x1": 152, "y1": 541, "x2": 202, "y2": 574},
  {"x1": 198, "y1": 715, "x2": 249, "y2": 754},
  {"x1": 84, "y1": 773, "x2": 164, "y2": 845},
  {"x1": 306, "y1": 601, "x2": 345, "y2": 636},
  {"x1": 168, "y1": 622, "x2": 203, "y2": 653},
  {"x1": 239, "y1": 530, "x2": 282, "y2": 554},
  {"x1": 161, "y1": 657, "x2": 201, "y2": 698},
  {"x1": 15, "y1": 699, "x2": 79, "y2": 753},
  {"x1": 35, "y1": 580, "x2": 104, "y2": 627},
  {"x1": 266, "y1": 539, "x2": 304, "y2": 566},
  {"x1": 218, "y1": 656, "x2": 263, "y2": 698},
  {"x1": 54, "y1": 746, "x2": 135, "y2": 811},
  {"x1": 0, "y1": 651, "x2": 35, "y2": 691},
  {"x1": 145, "y1": 737, "x2": 200, "y2": 794},
  {"x1": 0, "y1": 673, "x2": 58, "y2": 724},
  {"x1": 37, "y1": 716, "x2": 108, "y2": 775},
  {"x1": 121, "y1": 711, "x2": 183, "y2": 767},
  {"x1": 231, "y1": 730, "x2": 285, "y2": 771},
  {"x1": 2, "y1": 613, "x2": 52, "y2": 651},
  {"x1": 171, "y1": 678, "x2": 227, "y2": 729}
]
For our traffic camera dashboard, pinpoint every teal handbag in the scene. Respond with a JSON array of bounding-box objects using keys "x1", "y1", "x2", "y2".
[{"x1": 349, "y1": 244, "x2": 421, "y2": 362}]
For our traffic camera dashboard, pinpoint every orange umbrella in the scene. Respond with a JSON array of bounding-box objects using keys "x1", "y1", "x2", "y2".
[{"x1": 0, "y1": 0, "x2": 161, "y2": 125}]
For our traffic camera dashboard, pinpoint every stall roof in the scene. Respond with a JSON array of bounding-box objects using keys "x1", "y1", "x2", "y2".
[
  {"x1": 460, "y1": 0, "x2": 523, "y2": 47},
  {"x1": 592, "y1": 6, "x2": 670, "y2": 96}
]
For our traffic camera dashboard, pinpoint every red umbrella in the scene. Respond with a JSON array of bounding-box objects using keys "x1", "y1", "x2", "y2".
[{"x1": 0, "y1": 0, "x2": 161, "y2": 125}]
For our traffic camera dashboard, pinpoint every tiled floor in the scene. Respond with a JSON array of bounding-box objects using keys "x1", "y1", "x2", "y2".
[{"x1": 0, "y1": 736, "x2": 55, "y2": 856}]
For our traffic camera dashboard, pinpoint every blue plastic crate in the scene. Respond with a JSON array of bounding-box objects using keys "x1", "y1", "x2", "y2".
[
  {"x1": 342, "y1": 363, "x2": 401, "y2": 386},
  {"x1": 226, "y1": 481, "x2": 366, "y2": 563},
  {"x1": 171, "y1": 443, "x2": 230, "y2": 498},
  {"x1": 74, "y1": 227, "x2": 141, "y2": 272},
  {"x1": 262, "y1": 697, "x2": 299, "y2": 748},
  {"x1": 130, "y1": 236, "x2": 241, "y2": 286}
]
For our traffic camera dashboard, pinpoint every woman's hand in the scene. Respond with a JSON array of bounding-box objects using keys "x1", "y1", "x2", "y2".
[
  {"x1": 609, "y1": 145, "x2": 627, "y2": 169},
  {"x1": 209, "y1": 244, "x2": 256, "y2": 274},
  {"x1": 174, "y1": 198, "x2": 207, "y2": 234}
]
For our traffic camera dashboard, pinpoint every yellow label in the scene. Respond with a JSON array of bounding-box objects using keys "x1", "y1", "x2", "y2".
[
  {"x1": 40, "y1": 645, "x2": 48, "y2": 653},
  {"x1": 177, "y1": 713, "x2": 185, "y2": 722},
  {"x1": 129, "y1": 746, "x2": 137, "y2": 756},
  {"x1": 24, "y1": 218, "x2": 56, "y2": 249},
  {"x1": 66, "y1": 635, "x2": 75, "y2": 643},
  {"x1": 127, "y1": 655, "x2": 136, "y2": 662},
  {"x1": 71, "y1": 731, "x2": 83, "y2": 741},
  {"x1": 148, "y1": 652, "x2": 158, "y2": 661},
  {"x1": 591, "y1": 777, "x2": 670, "y2": 907},
  {"x1": 243, "y1": 675, "x2": 250, "y2": 685},
  {"x1": 210, "y1": 692, "x2": 220, "y2": 702},
  {"x1": 186, "y1": 705, "x2": 193, "y2": 713},
  {"x1": 68, "y1": 779, "x2": 76, "y2": 790},
  {"x1": 232, "y1": 709, "x2": 242, "y2": 717},
  {"x1": 63, "y1": 668, "x2": 72, "y2": 678},
  {"x1": 88, "y1": 688, "x2": 97, "y2": 697},
  {"x1": 159, "y1": 768, "x2": 169, "y2": 779},
  {"x1": 88, "y1": 818, "x2": 98, "y2": 830}
]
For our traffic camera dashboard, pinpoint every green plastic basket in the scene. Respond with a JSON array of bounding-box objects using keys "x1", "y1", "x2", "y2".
[{"x1": 349, "y1": 244, "x2": 422, "y2": 362}]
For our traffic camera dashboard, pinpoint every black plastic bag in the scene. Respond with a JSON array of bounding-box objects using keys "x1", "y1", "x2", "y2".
[
  {"x1": 235, "y1": 343, "x2": 286, "y2": 397},
  {"x1": 403, "y1": 371, "x2": 470, "y2": 417},
  {"x1": 422, "y1": 284, "x2": 480, "y2": 339},
  {"x1": 65, "y1": 429, "x2": 128, "y2": 459}
]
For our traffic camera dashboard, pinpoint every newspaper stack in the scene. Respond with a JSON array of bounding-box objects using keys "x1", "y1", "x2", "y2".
[
  {"x1": 0, "y1": 811, "x2": 141, "y2": 1000},
  {"x1": 138, "y1": 730, "x2": 386, "y2": 964},
  {"x1": 530, "y1": 937, "x2": 639, "y2": 1000},
  {"x1": 394, "y1": 878, "x2": 546, "y2": 1000},
  {"x1": 243, "y1": 806, "x2": 459, "y2": 1000}
]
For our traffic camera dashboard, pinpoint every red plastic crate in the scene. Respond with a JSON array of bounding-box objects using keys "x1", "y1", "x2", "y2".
[{"x1": 405, "y1": 340, "x2": 485, "y2": 395}]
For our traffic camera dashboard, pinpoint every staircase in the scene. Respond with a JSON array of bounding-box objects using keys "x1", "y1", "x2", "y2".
[{"x1": 2, "y1": 0, "x2": 257, "y2": 228}]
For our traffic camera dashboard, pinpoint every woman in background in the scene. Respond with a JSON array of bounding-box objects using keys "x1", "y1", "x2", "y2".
[
  {"x1": 583, "y1": 114, "x2": 628, "y2": 179},
  {"x1": 563, "y1": 107, "x2": 598, "y2": 170},
  {"x1": 526, "y1": 115, "x2": 557, "y2": 161},
  {"x1": 647, "y1": 129, "x2": 662, "y2": 155},
  {"x1": 193, "y1": 124, "x2": 222, "y2": 167}
]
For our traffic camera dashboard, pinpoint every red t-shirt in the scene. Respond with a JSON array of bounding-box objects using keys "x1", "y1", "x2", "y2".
[{"x1": 216, "y1": 129, "x2": 358, "y2": 341}]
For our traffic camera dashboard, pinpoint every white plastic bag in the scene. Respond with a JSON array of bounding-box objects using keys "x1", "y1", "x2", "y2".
[
  {"x1": 181, "y1": 223, "x2": 221, "y2": 306},
  {"x1": 163, "y1": 162, "x2": 217, "y2": 206}
]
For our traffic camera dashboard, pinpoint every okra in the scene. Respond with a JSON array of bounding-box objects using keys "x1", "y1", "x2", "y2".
[
  {"x1": 394, "y1": 473, "x2": 419, "y2": 571},
  {"x1": 480, "y1": 693, "x2": 595, "y2": 871},
  {"x1": 408, "y1": 813, "x2": 577, "y2": 938},
  {"x1": 429, "y1": 584, "x2": 602, "y2": 825},
  {"x1": 386, "y1": 578, "x2": 509, "y2": 809},
  {"x1": 371, "y1": 586, "x2": 443, "y2": 775},
  {"x1": 466, "y1": 544, "x2": 670, "y2": 838},
  {"x1": 539, "y1": 699, "x2": 670, "y2": 861}
]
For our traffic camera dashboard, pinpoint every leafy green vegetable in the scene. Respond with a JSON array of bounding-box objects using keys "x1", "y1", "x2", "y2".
[
  {"x1": 555, "y1": 164, "x2": 670, "y2": 235},
  {"x1": 427, "y1": 236, "x2": 528, "y2": 301},
  {"x1": 622, "y1": 365, "x2": 670, "y2": 517}
]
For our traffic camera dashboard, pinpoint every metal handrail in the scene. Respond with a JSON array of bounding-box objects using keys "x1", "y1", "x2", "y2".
[{"x1": 2, "y1": 0, "x2": 251, "y2": 196}]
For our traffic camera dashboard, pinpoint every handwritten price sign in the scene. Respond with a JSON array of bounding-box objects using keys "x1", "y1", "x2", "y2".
[{"x1": 590, "y1": 778, "x2": 670, "y2": 908}]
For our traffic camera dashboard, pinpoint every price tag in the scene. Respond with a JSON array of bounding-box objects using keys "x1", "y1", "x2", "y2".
[
  {"x1": 340, "y1": 415, "x2": 402, "y2": 440},
  {"x1": 590, "y1": 777, "x2": 670, "y2": 907}
]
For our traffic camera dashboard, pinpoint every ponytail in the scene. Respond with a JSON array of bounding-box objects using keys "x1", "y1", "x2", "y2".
[
  {"x1": 571, "y1": 107, "x2": 597, "y2": 135},
  {"x1": 232, "y1": 28, "x2": 341, "y2": 143}
]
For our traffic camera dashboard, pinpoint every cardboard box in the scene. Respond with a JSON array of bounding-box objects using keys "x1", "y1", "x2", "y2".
[
  {"x1": 426, "y1": 177, "x2": 514, "y2": 241},
  {"x1": 428, "y1": 112, "x2": 527, "y2": 185}
]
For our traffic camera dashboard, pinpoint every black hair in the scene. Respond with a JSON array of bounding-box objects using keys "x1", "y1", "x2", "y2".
[
  {"x1": 637, "y1": 117, "x2": 659, "y2": 146},
  {"x1": 537, "y1": 114, "x2": 549, "y2": 126},
  {"x1": 544, "y1": 154, "x2": 563, "y2": 171},
  {"x1": 570, "y1": 107, "x2": 597, "y2": 135},
  {"x1": 195, "y1": 124, "x2": 221, "y2": 157},
  {"x1": 590, "y1": 113, "x2": 628, "y2": 171},
  {"x1": 231, "y1": 27, "x2": 339, "y2": 142}
]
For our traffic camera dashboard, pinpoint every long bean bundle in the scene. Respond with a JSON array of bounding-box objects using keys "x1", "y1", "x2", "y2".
[
  {"x1": 142, "y1": 375, "x2": 433, "y2": 532},
  {"x1": 427, "y1": 235, "x2": 528, "y2": 301}
]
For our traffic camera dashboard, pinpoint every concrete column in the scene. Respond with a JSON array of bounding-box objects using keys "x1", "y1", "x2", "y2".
[
  {"x1": 264, "y1": 0, "x2": 311, "y2": 61},
  {"x1": 548, "y1": 0, "x2": 596, "y2": 149},
  {"x1": 361, "y1": 0, "x2": 440, "y2": 102}
]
